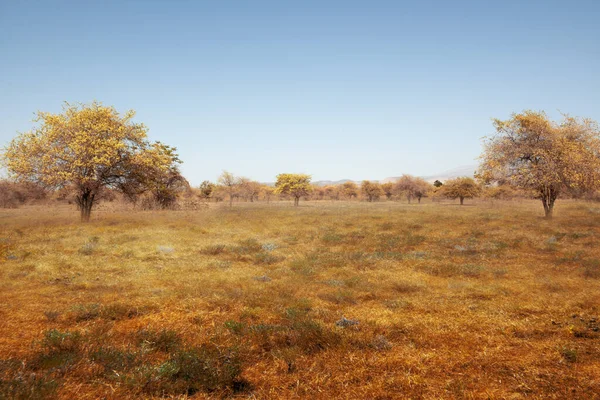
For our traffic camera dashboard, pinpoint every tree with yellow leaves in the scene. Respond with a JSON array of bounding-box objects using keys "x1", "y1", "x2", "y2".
[
  {"x1": 341, "y1": 181, "x2": 358, "y2": 200},
  {"x1": 361, "y1": 180, "x2": 383, "y2": 202},
  {"x1": 477, "y1": 111, "x2": 600, "y2": 218},
  {"x1": 1, "y1": 102, "x2": 181, "y2": 221},
  {"x1": 381, "y1": 182, "x2": 394, "y2": 200},
  {"x1": 440, "y1": 177, "x2": 480, "y2": 205},
  {"x1": 274, "y1": 173, "x2": 312, "y2": 206}
]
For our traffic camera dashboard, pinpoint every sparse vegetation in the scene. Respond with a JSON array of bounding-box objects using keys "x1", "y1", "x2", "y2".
[{"x1": 1, "y1": 200, "x2": 599, "y2": 398}]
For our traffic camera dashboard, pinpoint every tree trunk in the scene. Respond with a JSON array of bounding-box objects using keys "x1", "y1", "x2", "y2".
[
  {"x1": 77, "y1": 189, "x2": 95, "y2": 222},
  {"x1": 460, "y1": 196, "x2": 464, "y2": 205},
  {"x1": 541, "y1": 187, "x2": 557, "y2": 219},
  {"x1": 229, "y1": 194, "x2": 233, "y2": 207},
  {"x1": 417, "y1": 196, "x2": 422, "y2": 204},
  {"x1": 294, "y1": 196, "x2": 299, "y2": 206}
]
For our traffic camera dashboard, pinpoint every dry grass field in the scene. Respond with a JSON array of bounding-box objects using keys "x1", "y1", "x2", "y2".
[{"x1": 1, "y1": 200, "x2": 599, "y2": 399}]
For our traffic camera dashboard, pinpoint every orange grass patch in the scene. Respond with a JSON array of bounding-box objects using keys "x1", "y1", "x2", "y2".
[{"x1": 0, "y1": 200, "x2": 599, "y2": 398}]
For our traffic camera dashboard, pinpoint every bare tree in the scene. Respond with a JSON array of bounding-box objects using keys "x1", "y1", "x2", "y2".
[{"x1": 218, "y1": 171, "x2": 239, "y2": 207}]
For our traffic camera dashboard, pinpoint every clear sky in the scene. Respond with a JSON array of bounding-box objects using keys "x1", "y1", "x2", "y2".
[{"x1": 1, "y1": 0, "x2": 599, "y2": 185}]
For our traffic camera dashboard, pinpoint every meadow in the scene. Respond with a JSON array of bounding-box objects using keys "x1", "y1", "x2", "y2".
[{"x1": 1, "y1": 199, "x2": 599, "y2": 399}]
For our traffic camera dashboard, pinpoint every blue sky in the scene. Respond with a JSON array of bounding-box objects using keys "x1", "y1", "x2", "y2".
[{"x1": 1, "y1": 0, "x2": 599, "y2": 185}]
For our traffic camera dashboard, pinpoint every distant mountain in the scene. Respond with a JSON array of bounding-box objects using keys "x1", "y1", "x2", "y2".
[
  {"x1": 312, "y1": 179, "x2": 355, "y2": 187},
  {"x1": 420, "y1": 165, "x2": 478, "y2": 183},
  {"x1": 382, "y1": 165, "x2": 478, "y2": 184},
  {"x1": 265, "y1": 165, "x2": 478, "y2": 187}
]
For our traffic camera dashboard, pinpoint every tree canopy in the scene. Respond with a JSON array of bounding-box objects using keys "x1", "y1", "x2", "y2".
[
  {"x1": 274, "y1": 173, "x2": 312, "y2": 206},
  {"x1": 440, "y1": 177, "x2": 480, "y2": 205},
  {"x1": 477, "y1": 111, "x2": 600, "y2": 218},
  {"x1": 393, "y1": 174, "x2": 431, "y2": 203},
  {"x1": 1, "y1": 102, "x2": 180, "y2": 221},
  {"x1": 361, "y1": 180, "x2": 383, "y2": 202}
]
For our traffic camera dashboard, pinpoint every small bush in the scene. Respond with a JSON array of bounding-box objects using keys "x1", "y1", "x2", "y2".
[
  {"x1": 137, "y1": 329, "x2": 182, "y2": 352},
  {"x1": 405, "y1": 233, "x2": 426, "y2": 246},
  {"x1": 370, "y1": 335, "x2": 392, "y2": 351},
  {"x1": 43, "y1": 310, "x2": 60, "y2": 322},
  {"x1": 379, "y1": 222, "x2": 394, "y2": 230},
  {"x1": 149, "y1": 345, "x2": 244, "y2": 395},
  {"x1": 41, "y1": 329, "x2": 82, "y2": 353},
  {"x1": 200, "y1": 244, "x2": 227, "y2": 255},
  {"x1": 101, "y1": 303, "x2": 148, "y2": 320},
  {"x1": 391, "y1": 281, "x2": 422, "y2": 293},
  {"x1": 384, "y1": 299, "x2": 412, "y2": 310},
  {"x1": 71, "y1": 303, "x2": 101, "y2": 322},
  {"x1": 30, "y1": 329, "x2": 83, "y2": 371},
  {"x1": 0, "y1": 373, "x2": 58, "y2": 400},
  {"x1": 224, "y1": 320, "x2": 246, "y2": 335},
  {"x1": 290, "y1": 258, "x2": 316, "y2": 276},
  {"x1": 254, "y1": 252, "x2": 284, "y2": 265},
  {"x1": 559, "y1": 346, "x2": 578, "y2": 363},
  {"x1": 78, "y1": 242, "x2": 96, "y2": 255},
  {"x1": 232, "y1": 238, "x2": 262, "y2": 254},
  {"x1": 90, "y1": 347, "x2": 139, "y2": 374},
  {"x1": 318, "y1": 290, "x2": 357, "y2": 305},
  {"x1": 582, "y1": 259, "x2": 600, "y2": 279}
]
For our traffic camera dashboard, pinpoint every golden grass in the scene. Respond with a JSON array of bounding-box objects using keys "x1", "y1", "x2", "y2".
[{"x1": 1, "y1": 199, "x2": 599, "y2": 399}]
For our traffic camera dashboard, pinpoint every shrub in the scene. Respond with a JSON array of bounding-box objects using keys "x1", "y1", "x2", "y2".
[
  {"x1": 0, "y1": 372, "x2": 58, "y2": 400},
  {"x1": 224, "y1": 320, "x2": 246, "y2": 335},
  {"x1": 43, "y1": 310, "x2": 60, "y2": 322},
  {"x1": 78, "y1": 242, "x2": 96, "y2": 255},
  {"x1": 559, "y1": 346, "x2": 578, "y2": 363},
  {"x1": 391, "y1": 281, "x2": 422, "y2": 293},
  {"x1": 254, "y1": 252, "x2": 284, "y2": 265},
  {"x1": 582, "y1": 259, "x2": 600, "y2": 279},
  {"x1": 137, "y1": 329, "x2": 182, "y2": 352},
  {"x1": 287, "y1": 319, "x2": 341, "y2": 353},
  {"x1": 71, "y1": 303, "x2": 101, "y2": 322},
  {"x1": 30, "y1": 329, "x2": 83, "y2": 371},
  {"x1": 90, "y1": 347, "x2": 139, "y2": 374},
  {"x1": 150, "y1": 345, "x2": 244, "y2": 395},
  {"x1": 0, "y1": 180, "x2": 47, "y2": 209},
  {"x1": 101, "y1": 303, "x2": 149, "y2": 320},
  {"x1": 41, "y1": 329, "x2": 82, "y2": 353},
  {"x1": 318, "y1": 290, "x2": 357, "y2": 305}
]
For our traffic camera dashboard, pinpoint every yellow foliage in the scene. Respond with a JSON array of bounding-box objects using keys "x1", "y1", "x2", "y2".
[
  {"x1": 478, "y1": 111, "x2": 600, "y2": 217},
  {"x1": 1, "y1": 102, "x2": 179, "y2": 221},
  {"x1": 274, "y1": 173, "x2": 312, "y2": 206}
]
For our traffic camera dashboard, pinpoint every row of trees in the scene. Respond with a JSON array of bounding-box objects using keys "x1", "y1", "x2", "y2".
[
  {"x1": 0, "y1": 180, "x2": 47, "y2": 208},
  {"x1": 193, "y1": 172, "x2": 483, "y2": 206},
  {"x1": 2, "y1": 104, "x2": 599, "y2": 220},
  {"x1": 197, "y1": 172, "x2": 312, "y2": 206}
]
